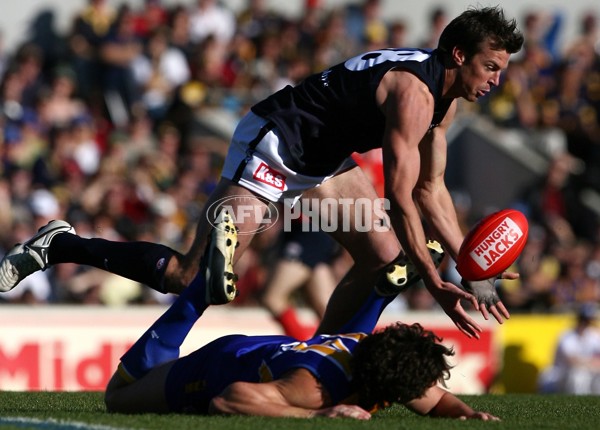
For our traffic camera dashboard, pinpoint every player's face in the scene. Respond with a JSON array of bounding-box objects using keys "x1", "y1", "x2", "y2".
[{"x1": 458, "y1": 40, "x2": 511, "y2": 102}]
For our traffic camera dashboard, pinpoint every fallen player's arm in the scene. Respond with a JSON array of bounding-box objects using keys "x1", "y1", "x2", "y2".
[
  {"x1": 208, "y1": 369, "x2": 371, "y2": 419},
  {"x1": 208, "y1": 380, "x2": 318, "y2": 417},
  {"x1": 405, "y1": 385, "x2": 500, "y2": 421}
]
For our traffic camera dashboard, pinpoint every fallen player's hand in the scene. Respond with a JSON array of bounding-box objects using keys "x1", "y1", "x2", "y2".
[
  {"x1": 459, "y1": 411, "x2": 501, "y2": 421},
  {"x1": 461, "y1": 272, "x2": 519, "y2": 323},
  {"x1": 312, "y1": 405, "x2": 371, "y2": 420}
]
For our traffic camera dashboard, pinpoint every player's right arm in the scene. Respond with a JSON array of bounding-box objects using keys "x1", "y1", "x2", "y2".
[
  {"x1": 208, "y1": 368, "x2": 371, "y2": 419},
  {"x1": 378, "y1": 70, "x2": 441, "y2": 288},
  {"x1": 377, "y1": 70, "x2": 481, "y2": 338}
]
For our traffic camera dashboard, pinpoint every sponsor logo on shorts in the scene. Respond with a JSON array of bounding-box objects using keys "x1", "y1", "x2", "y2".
[{"x1": 253, "y1": 162, "x2": 286, "y2": 190}]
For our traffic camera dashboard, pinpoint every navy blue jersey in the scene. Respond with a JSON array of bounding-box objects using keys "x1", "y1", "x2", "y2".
[
  {"x1": 251, "y1": 48, "x2": 452, "y2": 176},
  {"x1": 164, "y1": 332, "x2": 367, "y2": 414}
]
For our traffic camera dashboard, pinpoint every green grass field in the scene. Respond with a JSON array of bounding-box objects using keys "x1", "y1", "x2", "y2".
[{"x1": 0, "y1": 392, "x2": 598, "y2": 430}]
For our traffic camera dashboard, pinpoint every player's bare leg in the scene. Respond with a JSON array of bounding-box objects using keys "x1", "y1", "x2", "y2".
[
  {"x1": 307, "y1": 166, "x2": 402, "y2": 334},
  {"x1": 162, "y1": 178, "x2": 270, "y2": 294}
]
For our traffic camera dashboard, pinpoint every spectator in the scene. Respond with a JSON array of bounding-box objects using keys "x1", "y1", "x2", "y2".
[
  {"x1": 136, "y1": 122, "x2": 178, "y2": 191},
  {"x1": 573, "y1": 11, "x2": 599, "y2": 55},
  {"x1": 166, "y1": 5, "x2": 194, "y2": 64},
  {"x1": 68, "y1": 0, "x2": 116, "y2": 104},
  {"x1": 190, "y1": 35, "x2": 228, "y2": 88},
  {"x1": 520, "y1": 154, "x2": 594, "y2": 241},
  {"x1": 37, "y1": 66, "x2": 88, "y2": 128},
  {"x1": 98, "y1": 5, "x2": 143, "y2": 127},
  {"x1": 388, "y1": 20, "x2": 409, "y2": 48},
  {"x1": 521, "y1": 11, "x2": 563, "y2": 63},
  {"x1": 31, "y1": 124, "x2": 75, "y2": 189},
  {"x1": 0, "y1": 179, "x2": 12, "y2": 240},
  {"x1": 70, "y1": 114, "x2": 101, "y2": 177},
  {"x1": 246, "y1": 30, "x2": 286, "y2": 94},
  {"x1": 26, "y1": 9, "x2": 68, "y2": 75},
  {"x1": 0, "y1": 31, "x2": 10, "y2": 83},
  {"x1": 71, "y1": 0, "x2": 116, "y2": 47},
  {"x1": 131, "y1": 26, "x2": 191, "y2": 122},
  {"x1": 313, "y1": 9, "x2": 358, "y2": 70},
  {"x1": 562, "y1": 35, "x2": 600, "y2": 192},
  {"x1": 13, "y1": 43, "x2": 46, "y2": 110},
  {"x1": 0, "y1": 67, "x2": 26, "y2": 125},
  {"x1": 345, "y1": 0, "x2": 387, "y2": 50},
  {"x1": 419, "y1": 6, "x2": 448, "y2": 49},
  {"x1": 236, "y1": 0, "x2": 282, "y2": 43},
  {"x1": 188, "y1": 0, "x2": 236, "y2": 48},
  {"x1": 539, "y1": 303, "x2": 600, "y2": 394},
  {"x1": 131, "y1": 0, "x2": 168, "y2": 41},
  {"x1": 125, "y1": 111, "x2": 157, "y2": 162},
  {"x1": 549, "y1": 241, "x2": 600, "y2": 311}
]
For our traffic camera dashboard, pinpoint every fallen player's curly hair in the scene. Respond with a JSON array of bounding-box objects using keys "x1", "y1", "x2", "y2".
[{"x1": 351, "y1": 322, "x2": 454, "y2": 410}]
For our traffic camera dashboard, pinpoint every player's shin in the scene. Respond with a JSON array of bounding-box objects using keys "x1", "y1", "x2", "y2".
[{"x1": 50, "y1": 234, "x2": 177, "y2": 294}]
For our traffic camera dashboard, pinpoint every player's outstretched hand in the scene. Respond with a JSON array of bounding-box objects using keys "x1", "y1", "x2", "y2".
[
  {"x1": 461, "y1": 272, "x2": 519, "y2": 323},
  {"x1": 426, "y1": 280, "x2": 483, "y2": 339},
  {"x1": 459, "y1": 411, "x2": 501, "y2": 421},
  {"x1": 312, "y1": 405, "x2": 371, "y2": 420}
]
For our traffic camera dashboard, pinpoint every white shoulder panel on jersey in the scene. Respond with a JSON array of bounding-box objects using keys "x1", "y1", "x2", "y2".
[{"x1": 344, "y1": 49, "x2": 431, "y2": 71}]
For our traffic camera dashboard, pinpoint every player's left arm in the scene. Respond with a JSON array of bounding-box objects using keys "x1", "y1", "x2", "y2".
[
  {"x1": 415, "y1": 104, "x2": 513, "y2": 323},
  {"x1": 209, "y1": 369, "x2": 371, "y2": 419},
  {"x1": 405, "y1": 385, "x2": 500, "y2": 421}
]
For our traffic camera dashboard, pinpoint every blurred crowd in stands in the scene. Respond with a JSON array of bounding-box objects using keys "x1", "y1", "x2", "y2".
[{"x1": 0, "y1": 0, "x2": 599, "y2": 323}]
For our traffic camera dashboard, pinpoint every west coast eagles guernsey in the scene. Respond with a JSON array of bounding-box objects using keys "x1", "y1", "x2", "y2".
[
  {"x1": 164, "y1": 332, "x2": 366, "y2": 413},
  {"x1": 251, "y1": 48, "x2": 452, "y2": 176}
]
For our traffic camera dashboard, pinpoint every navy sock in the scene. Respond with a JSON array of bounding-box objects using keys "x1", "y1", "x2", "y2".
[
  {"x1": 119, "y1": 271, "x2": 208, "y2": 380},
  {"x1": 49, "y1": 233, "x2": 177, "y2": 293},
  {"x1": 338, "y1": 289, "x2": 396, "y2": 334}
]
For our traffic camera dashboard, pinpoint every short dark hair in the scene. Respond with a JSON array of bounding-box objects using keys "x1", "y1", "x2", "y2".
[
  {"x1": 438, "y1": 6, "x2": 523, "y2": 60},
  {"x1": 351, "y1": 323, "x2": 454, "y2": 410}
]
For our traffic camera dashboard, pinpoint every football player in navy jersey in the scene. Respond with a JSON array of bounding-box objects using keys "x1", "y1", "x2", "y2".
[
  {"x1": 1, "y1": 7, "x2": 523, "y2": 338},
  {"x1": 104, "y1": 218, "x2": 499, "y2": 420}
]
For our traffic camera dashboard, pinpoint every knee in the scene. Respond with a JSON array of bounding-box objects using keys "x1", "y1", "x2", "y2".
[{"x1": 163, "y1": 254, "x2": 196, "y2": 294}]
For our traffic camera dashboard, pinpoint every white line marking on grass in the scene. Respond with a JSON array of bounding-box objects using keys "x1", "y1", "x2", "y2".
[{"x1": 0, "y1": 416, "x2": 130, "y2": 430}]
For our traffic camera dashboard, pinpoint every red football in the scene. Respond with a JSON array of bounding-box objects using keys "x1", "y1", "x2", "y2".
[{"x1": 456, "y1": 209, "x2": 529, "y2": 281}]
